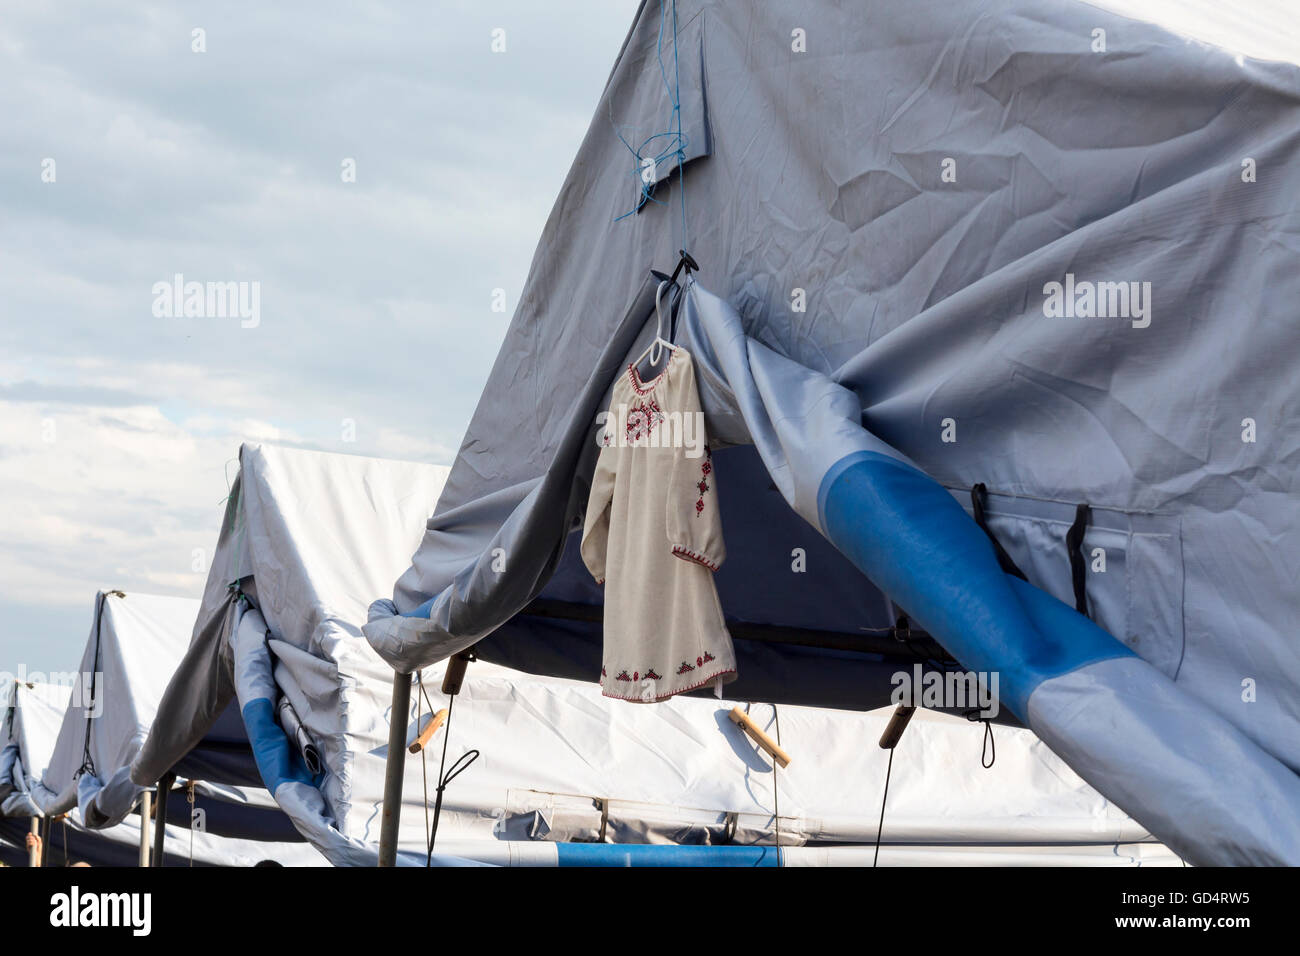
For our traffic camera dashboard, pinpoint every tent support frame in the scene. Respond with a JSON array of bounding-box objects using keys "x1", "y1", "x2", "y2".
[
  {"x1": 378, "y1": 650, "x2": 474, "y2": 866},
  {"x1": 378, "y1": 671, "x2": 411, "y2": 867},
  {"x1": 152, "y1": 771, "x2": 176, "y2": 867},
  {"x1": 138, "y1": 790, "x2": 152, "y2": 867}
]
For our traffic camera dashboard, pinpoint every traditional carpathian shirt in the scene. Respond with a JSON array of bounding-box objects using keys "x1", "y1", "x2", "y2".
[{"x1": 581, "y1": 346, "x2": 737, "y2": 702}]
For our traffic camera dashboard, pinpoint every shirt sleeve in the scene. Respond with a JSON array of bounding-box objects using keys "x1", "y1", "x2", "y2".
[
  {"x1": 667, "y1": 358, "x2": 725, "y2": 571},
  {"x1": 581, "y1": 416, "x2": 618, "y2": 585}
]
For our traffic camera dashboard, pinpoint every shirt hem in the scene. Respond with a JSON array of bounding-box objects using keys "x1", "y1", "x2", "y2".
[{"x1": 601, "y1": 667, "x2": 736, "y2": 703}]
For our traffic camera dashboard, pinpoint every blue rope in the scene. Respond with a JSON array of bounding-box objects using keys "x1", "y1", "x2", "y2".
[
  {"x1": 670, "y1": 0, "x2": 687, "y2": 248},
  {"x1": 613, "y1": 0, "x2": 691, "y2": 250}
]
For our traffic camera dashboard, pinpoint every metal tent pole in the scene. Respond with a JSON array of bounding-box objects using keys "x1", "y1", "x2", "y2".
[
  {"x1": 152, "y1": 772, "x2": 176, "y2": 867},
  {"x1": 138, "y1": 790, "x2": 152, "y2": 867},
  {"x1": 378, "y1": 650, "x2": 474, "y2": 866},
  {"x1": 377, "y1": 670, "x2": 411, "y2": 867},
  {"x1": 28, "y1": 817, "x2": 40, "y2": 867}
]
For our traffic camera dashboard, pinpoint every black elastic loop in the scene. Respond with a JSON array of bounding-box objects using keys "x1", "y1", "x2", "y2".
[
  {"x1": 440, "y1": 749, "x2": 480, "y2": 791},
  {"x1": 971, "y1": 484, "x2": 1027, "y2": 581},
  {"x1": 963, "y1": 709, "x2": 997, "y2": 769},
  {"x1": 981, "y1": 720, "x2": 996, "y2": 769},
  {"x1": 427, "y1": 738, "x2": 481, "y2": 866},
  {"x1": 1065, "y1": 502, "x2": 1092, "y2": 617}
]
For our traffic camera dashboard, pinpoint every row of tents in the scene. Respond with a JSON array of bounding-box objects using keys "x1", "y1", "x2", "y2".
[
  {"x1": 3, "y1": 443, "x2": 1180, "y2": 866},
  {"x1": 6, "y1": 0, "x2": 1299, "y2": 865}
]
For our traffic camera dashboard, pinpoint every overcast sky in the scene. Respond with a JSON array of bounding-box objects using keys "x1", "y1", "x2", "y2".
[{"x1": 0, "y1": 1, "x2": 640, "y2": 673}]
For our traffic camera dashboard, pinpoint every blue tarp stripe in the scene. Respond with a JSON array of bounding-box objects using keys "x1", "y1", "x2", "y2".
[
  {"x1": 241, "y1": 697, "x2": 315, "y2": 792},
  {"x1": 555, "y1": 843, "x2": 781, "y2": 867},
  {"x1": 817, "y1": 450, "x2": 1133, "y2": 718},
  {"x1": 404, "y1": 596, "x2": 433, "y2": 618}
]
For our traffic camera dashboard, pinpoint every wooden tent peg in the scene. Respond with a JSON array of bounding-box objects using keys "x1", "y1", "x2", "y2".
[
  {"x1": 728, "y1": 706, "x2": 792, "y2": 768},
  {"x1": 409, "y1": 708, "x2": 449, "y2": 754}
]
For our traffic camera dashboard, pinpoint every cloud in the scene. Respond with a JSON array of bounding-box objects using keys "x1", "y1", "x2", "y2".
[
  {"x1": 0, "y1": 0, "x2": 642, "y2": 669},
  {"x1": 0, "y1": 381, "x2": 155, "y2": 406}
]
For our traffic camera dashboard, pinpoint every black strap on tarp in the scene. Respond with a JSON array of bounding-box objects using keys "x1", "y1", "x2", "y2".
[
  {"x1": 1065, "y1": 502, "x2": 1092, "y2": 617},
  {"x1": 78, "y1": 592, "x2": 114, "y2": 778},
  {"x1": 970, "y1": 484, "x2": 1027, "y2": 581}
]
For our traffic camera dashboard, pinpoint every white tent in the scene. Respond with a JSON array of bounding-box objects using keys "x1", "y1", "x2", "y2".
[
  {"x1": 1, "y1": 678, "x2": 323, "y2": 867},
  {"x1": 131, "y1": 443, "x2": 1175, "y2": 865},
  {"x1": 1, "y1": 680, "x2": 68, "y2": 819},
  {"x1": 7, "y1": 590, "x2": 325, "y2": 866},
  {"x1": 29, "y1": 592, "x2": 203, "y2": 823},
  {"x1": 375, "y1": 656, "x2": 1180, "y2": 866}
]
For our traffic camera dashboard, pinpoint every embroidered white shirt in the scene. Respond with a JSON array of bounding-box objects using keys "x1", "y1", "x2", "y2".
[{"x1": 581, "y1": 347, "x2": 737, "y2": 702}]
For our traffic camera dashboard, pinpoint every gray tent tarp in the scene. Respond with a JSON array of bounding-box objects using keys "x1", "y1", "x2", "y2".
[{"x1": 363, "y1": 1, "x2": 1300, "y2": 865}]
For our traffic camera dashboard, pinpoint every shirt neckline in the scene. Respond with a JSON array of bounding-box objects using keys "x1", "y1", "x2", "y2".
[{"x1": 628, "y1": 348, "x2": 675, "y2": 394}]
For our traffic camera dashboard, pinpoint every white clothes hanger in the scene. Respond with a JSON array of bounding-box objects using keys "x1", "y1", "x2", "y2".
[{"x1": 632, "y1": 279, "x2": 678, "y2": 372}]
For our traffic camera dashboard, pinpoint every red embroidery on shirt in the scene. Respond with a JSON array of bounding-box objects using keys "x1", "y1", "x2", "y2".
[
  {"x1": 694, "y1": 446, "x2": 712, "y2": 516},
  {"x1": 606, "y1": 666, "x2": 667, "y2": 682},
  {"x1": 688, "y1": 652, "x2": 716, "y2": 670},
  {"x1": 628, "y1": 357, "x2": 670, "y2": 395},
  {"x1": 625, "y1": 398, "x2": 665, "y2": 444},
  {"x1": 672, "y1": 545, "x2": 719, "y2": 571},
  {"x1": 676, "y1": 661, "x2": 695, "y2": 675}
]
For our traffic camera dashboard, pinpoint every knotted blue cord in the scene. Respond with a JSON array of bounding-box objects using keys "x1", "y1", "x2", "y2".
[{"x1": 613, "y1": 0, "x2": 691, "y2": 252}]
